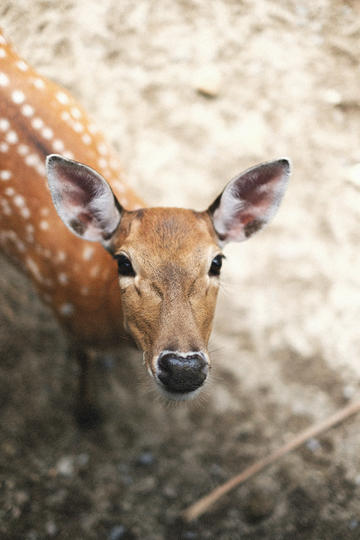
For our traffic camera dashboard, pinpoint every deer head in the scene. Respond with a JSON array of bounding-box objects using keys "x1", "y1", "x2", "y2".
[{"x1": 46, "y1": 155, "x2": 290, "y2": 400}]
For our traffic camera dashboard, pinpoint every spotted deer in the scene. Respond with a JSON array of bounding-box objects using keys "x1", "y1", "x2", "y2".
[{"x1": 0, "y1": 30, "x2": 290, "y2": 425}]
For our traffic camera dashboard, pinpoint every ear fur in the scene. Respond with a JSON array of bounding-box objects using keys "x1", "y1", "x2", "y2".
[
  {"x1": 46, "y1": 154, "x2": 122, "y2": 243},
  {"x1": 208, "y1": 158, "x2": 290, "y2": 244}
]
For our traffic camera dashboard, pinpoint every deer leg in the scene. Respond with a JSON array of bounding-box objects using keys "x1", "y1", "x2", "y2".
[{"x1": 74, "y1": 348, "x2": 102, "y2": 429}]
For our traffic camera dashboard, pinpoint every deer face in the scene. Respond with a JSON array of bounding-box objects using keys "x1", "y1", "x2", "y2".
[
  {"x1": 47, "y1": 155, "x2": 290, "y2": 400},
  {"x1": 107, "y1": 208, "x2": 221, "y2": 398}
]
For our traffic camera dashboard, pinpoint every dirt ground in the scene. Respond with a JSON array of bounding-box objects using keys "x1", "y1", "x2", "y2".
[{"x1": 1, "y1": 1, "x2": 360, "y2": 538}]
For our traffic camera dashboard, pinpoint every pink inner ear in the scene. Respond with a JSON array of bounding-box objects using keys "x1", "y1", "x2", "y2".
[
  {"x1": 213, "y1": 159, "x2": 290, "y2": 243},
  {"x1": 47, "y1": 155, "x2": 121, "y2": 242}
]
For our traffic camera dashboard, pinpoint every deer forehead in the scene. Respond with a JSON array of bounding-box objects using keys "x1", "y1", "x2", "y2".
[{"x1": 114, "y1": 208, "x2": 219, "y2": 267}]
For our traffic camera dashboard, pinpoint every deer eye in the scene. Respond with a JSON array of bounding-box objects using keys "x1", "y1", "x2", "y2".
[
  {"x1": 209, "y1": 254, "x2": 224, "y2": 276},
  {"x1": 115, "y1": 254, "x2": 135, "y2": 277}
]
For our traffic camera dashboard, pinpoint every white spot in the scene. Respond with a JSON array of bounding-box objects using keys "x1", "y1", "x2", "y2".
[
  {"x1": 33, "y1": 78, "x2": 45, "y2": 89},
  {"x1": 113, "y1": 181, "x2": 125, "y2": 193},
  {"x1": 56, "y1": 91, "x2": 69, "y2": 105},
  {"x1": 6, "y1": 130, "x2": 18, "y2": 144},
  {"x1": 13, "y1": 194, "x2": 25, "y2": 207},
  {"x1": 53, "y1": 139, "x2": 64, "y2": 152},
  {"x1": 63, "y1": 150, "x2": 74, "y2": 159},
  {"x1": 59, "y1": 303, "x2": 74, "y2": 316},
  {"x1": 32, "y1": 117, "x2": 44, "y2": 129},
  {"x1": 72, "y1": 121, "x2": 83, "y2": 133},
  {"x1": 61, "y1": 111, "x2": 70, "y2": 121},
  {"x1": 42, "y1": 127, "x2": 53, "y2": 140},
  {"x1": 40, "y1": 220, "x2": 49, "y2": 230},
  {"x1": 5, "y1": 187, "x2": 14, "y2": 196},
  {"x1": 110, "y1": 158, "x2": 119, "y2": 170},
  {"x1": 0, "y1": 48, "x2": 6, "y2": 58},
  {"x1": 88, "y1": 123, "x2": 97, "y2": 134},
  {"x1": 0, "y1": 72, "x2": 9, "y2": 86},
  {"x1": 40, "y1": 207, "x2": 50, "y2": 217},
  {"x1": 0, "y1": 142, "x2": 8, "y2": 152},
  {"x1": 16, "y1": 60, "x2": 28, "y2": 71},
  {"x1": 21, "y1": 207, "x2": 31, "y2": 219},
  {"x1": 0, "y1": 170, "x2": 11, "y2": 181},
  {"x1": 0, "y1": 118, "x2": 9, "y2": 131},
  {"x1": 18, "y1": 144, "x2": 29, "y2": 156},
  {"x1": 82, "y1": 133, "x2": 91, "y2": 145},
  {"x1": 82, "y1": 245, "x2": 94, "y2": 261},
  {"x1": 97, "y1": 143, "x2": 108, "y2": 155},
  {"x1": 12, "y1": 90, "x2": 25, "y2": 104},
  {"x1": 36, "y1": 163, "x2": 46, "y2": 176},
  {"x1": 80, "y1": 286, "x2": 89, "y2": 296},
  {"x1": 70, "y1": 107, "x2": 81, "y2": 119},
  {"x1": 0, "y1": 36, "x2": 6, "y2": 45},
  {"x1": 21, "y1": 104, "x2": 34, "y2": 117},
  {"x1": 25, "y1": 224, "x2": 34, "y2": 242},
  {"x1": 98, "y1": 158, "x2": 108, "y2": 169},
  {"x1": 25, "y1": 154, "x2": 38, "y2": 167},
  {"x1": 90, "y1": 265, "x2": 99, "y2": 277},
  {"x1": 58, "y1": 272, "x2": 68, "y2": 285},
  {"x1": 26, "y1": 257, "x2": 43, "y2": 282},
  {"x1": 0, "y1": 200, "x2": 12, "y2": 215},
  {"x1": 57, "y1": 251, "x2": 66, "y2": 262}
]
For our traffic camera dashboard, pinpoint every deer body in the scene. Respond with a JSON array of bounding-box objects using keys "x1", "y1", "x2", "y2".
[
  {"x1": 0, "y1": 30, "x2": 290, "y2": 421},
  {"x1": 0, "y1": 31, "x2": 145, "y2": 348}
]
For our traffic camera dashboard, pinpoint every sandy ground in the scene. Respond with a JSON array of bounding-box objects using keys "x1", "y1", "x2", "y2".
[{"x1": 1, "y1": 1, "x2": 360, "y2": 538}]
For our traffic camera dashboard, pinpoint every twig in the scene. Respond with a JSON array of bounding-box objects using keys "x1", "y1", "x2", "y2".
[{"x1": 182, "y1": 398, "x2": 360, "y2": 522}]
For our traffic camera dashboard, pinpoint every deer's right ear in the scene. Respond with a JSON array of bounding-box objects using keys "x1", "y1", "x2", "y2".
[{"x1": 46, "y1": 154, "x2": 122, "y2": 243}]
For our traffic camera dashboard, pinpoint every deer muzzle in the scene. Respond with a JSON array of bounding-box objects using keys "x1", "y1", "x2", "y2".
[{"x1": 155, "y1": 351, "x2": 209, "y2": 400}]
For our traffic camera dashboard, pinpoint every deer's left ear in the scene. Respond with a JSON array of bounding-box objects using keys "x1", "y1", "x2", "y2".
[{"x1": 208, "y1": 158, "x2": 291, "y2": 244}]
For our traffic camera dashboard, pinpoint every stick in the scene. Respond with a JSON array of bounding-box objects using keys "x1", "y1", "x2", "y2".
[{"x1": 182, "y1": 398, "x2": 360, "y2": 522}]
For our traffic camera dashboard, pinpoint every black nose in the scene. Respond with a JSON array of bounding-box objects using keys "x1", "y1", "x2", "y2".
[{"x1": 157, "y1": 352, "x2": 208, "y2": 394}]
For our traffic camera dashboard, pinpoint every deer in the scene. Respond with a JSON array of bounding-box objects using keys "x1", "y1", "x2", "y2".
[{"x1": 0, "y1": 29, "x2": 290, "y2": 426}]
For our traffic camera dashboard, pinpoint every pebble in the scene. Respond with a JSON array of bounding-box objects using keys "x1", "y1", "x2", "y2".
[
  {"x1": 163, "y1": 485, "x2": 177, "y2": 499},
  {"x1": 343, "y1": 384, "x2": 356, "y2": 400},
  {"x1": 306, "y1": 438, "x2": 321, "y2": 452},
  {"x1": 56, "y1": 456, "x2": 74, "y2": 476},
  {"x1": 136, "y1": 451, "x2": 155, "y2": 466},
  {"x1": 322, "y1": 89, "x2": 342, "y2": 105},
  {"x1": 345, "y1": 163, "x2": 360, "y2": 187},
  {"x1": 109, "y1": 525, "x2": 126, "y2": 540},
  {"x1": 183, "y1": 532, "x2": 198, "y2": 539},
  {"x1": 194, "y1": 66, "x2": 222, "y2": 98},
  {"x1": 243, "y1": 490, "x2": 276, "y2": 523},
  {"x1": 349, "y1": 519, "x2": 359, "y2": 530},
  {"x1": 76, "y1": 453, "x2": 89, "y2": 467},
  {"x1": 45, "y1": 521, "x2": 58, "y2": 536}
]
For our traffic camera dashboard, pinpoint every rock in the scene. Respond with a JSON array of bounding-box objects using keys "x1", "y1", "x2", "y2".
[
  {"x1": 322, "y1": 89, "x2": 342, "y2": 105},
  {"x1": 243, "y1": 489, "x2": 276, "y2": 523},
  {"x1": 109, "y1": 525, "x2": 125, "y2": 540},
  {"x1": 136, "y1": 451, "x2": 155, "y2": 466},
  {"x1": 56, "y1": 456, "x2": 74, "y2": 476},
  {"x1": 45, "y1": 521, "x2": 58, "y2": 536},
  {"x1": 345, "y1": 163, "x2": 360, "y2": 187},
  {"x1": 194, "y1": 66, "x2": 222, "y2": 98},
  {"x1": 306, "y1": 438, "x2": 321, "y2": 452}
]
